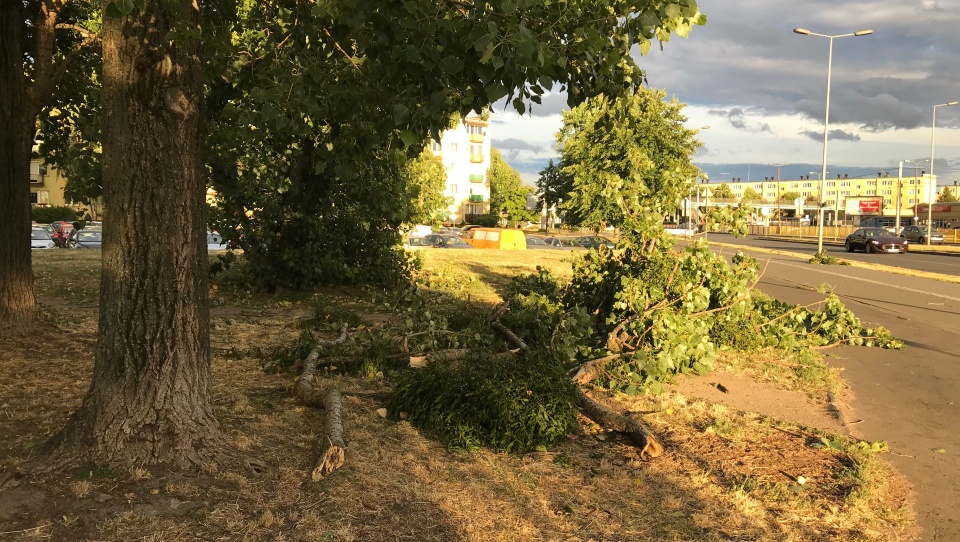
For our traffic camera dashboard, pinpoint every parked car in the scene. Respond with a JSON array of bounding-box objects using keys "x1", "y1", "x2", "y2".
[
  {"x1": 542, "y1": 237, "x2": 582, "y2": 249},
  {"x1": 899, "y1": 225, "x2": 944, "y2": 245},
  {"x1": 424, "y1": 234, "x2": 473, "y2": 249},
  {"x1": 207, "y1": 231, "x2": 230, "y2": 251},
  {"x1": 31, "y1": 227, "x2": 56, "y2": 249},
  {"x1": 435, "y1": 226, "x2": 462, "y2": 236},
  {"x1": 462, "y1": 228, "x2": 526, "y2": 249},
  {"x1": 844, "y1": 228, "x2": 908, "y2": 254},
  {"x1": 524, "y1": 236, "x2": 552, "y2": 250},
  {"x1": 574, "y1": 236, "x2": 615, "y2": 250},
  {"x1": 404, "y1": 236, "x2": 432, "y2": 250},
  {"x1": 70, "y1": 230, "x2": 103, "y2": 249},
  {"x1": 51, "y1": 222, "x2": 74, "y2": 247}
]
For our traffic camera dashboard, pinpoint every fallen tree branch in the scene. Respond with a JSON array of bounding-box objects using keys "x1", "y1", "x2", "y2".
[
  {"x1": 491, "y1": 321, "x2": 528, "y2": 351},
  {"x1": 570, "y1": 353, "x2": 629, "y2": 385},
  {"x1": 295, "y1": 324, "x2": 349, "y2": 408},
  {"x1": 578, "y1": 391, "x2": 663, "y2": 458},
  {"x1": 312, "y1": 389, "x2": 346, "y2": 480},
  {"x1": 409, "y1": 348, "x2": 521, "y2": 368}
]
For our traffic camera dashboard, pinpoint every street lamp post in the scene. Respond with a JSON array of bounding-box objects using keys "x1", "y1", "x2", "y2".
[
  {"x1": 769, "y1": 163, "x2": 787, "y2": 234},
  {"x1": 927, "y1": 101, "x2": 959, "y2": 244},
  {"x1": 794, "y1": 27, "x2": 873, "y2": 253},
  {"x1": 904, "y1": 159, "x2": 927, "y2": 229}
]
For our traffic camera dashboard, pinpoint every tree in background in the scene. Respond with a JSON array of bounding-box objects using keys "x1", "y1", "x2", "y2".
[
  {"x1": 536, "y1": 160, "x2": 573, "y2": 228},
  {"x1": 557, "y1": 88, "x2": 701, "y2": 232},
  {"x1": 489, "y1": 148, "x2": 535, "y2": 227},
  {"x1": 1, "y1": 0, "x2": 98, "y2": 336},
  {"x1": 779, "y1": 191, "x2": 802, "y2": 203},
  {"x1": 938, "y1": 187, "x2": 959, "y2": 203},
  {"x1": 711, "y1": 183, "x2": 733, "y2": 199},
  {"x1": 406, "y1": 150, "x2": 451, "y2": 227},
  {"x1": 740, "y1": 187, "x2": 763, "y2": 203}
]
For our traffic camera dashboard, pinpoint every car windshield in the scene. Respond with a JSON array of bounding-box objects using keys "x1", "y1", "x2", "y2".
[
  {"x1": 31, "y1": 229, "x2": 51, "y2": 240},
  {"x1": 408, "y1": 237, "x2": 429, "y2": 246},
  {"x1": 526, "y1": 237, "x2": 546, "y2": 245},
  {"x1": 441, "y1": 236, "x2": 467, "y2": 246},
  {"x1": 78, "y1": 231, "x2": 102, "y2": 241},
  {"x1": 862, "y1": 228, "x2": 889, "y2": 237}
]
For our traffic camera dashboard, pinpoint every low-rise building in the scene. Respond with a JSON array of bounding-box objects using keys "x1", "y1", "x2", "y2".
[{"x1": 430, "y1": 115, "x2": 491, "y2": 224}]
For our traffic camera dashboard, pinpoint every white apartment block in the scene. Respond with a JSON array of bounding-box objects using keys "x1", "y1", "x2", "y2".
[{"x1": 430, "y1": 115, "x2": 491, "y2": 224}]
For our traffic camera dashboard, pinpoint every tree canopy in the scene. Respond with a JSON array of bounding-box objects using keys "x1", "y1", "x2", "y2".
[
  {"x1": 489, "y1": 148, "x2": 534, "y2": 227},
  {"x1": 740, "y1": 187, "x2": 763, "y2": 203},
  {"x1": 938, "y1": 187, "x2": 958, "y2": 202},
  {"x1": 557, "y1": 88, "x2": 701, "y2": 232},
  {"x1": 710, "y1": 183, "x2": 733, "y2": 199}
]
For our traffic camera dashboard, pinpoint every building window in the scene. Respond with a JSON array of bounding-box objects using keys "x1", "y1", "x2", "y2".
[
  {"x1": 450, "y1": 184, "x2": 457, "y2": 194},
  {"x1": 431, "y1": 141, "x2": 441, "y2": 152},
  {"x1": 30, "y1": 192, "x2": 38, "y2": 204},
  {"x1": 754, "y1": 184, "x2": 762, "y2": 189},
  {"x1": 884, "y1": 199, "x2": 892, "y2": 204},
  {"x1": 840, "y1": 181, "x2": 850, "y2": 187},
  {"x1": 826, "y1": 182, "x2": 836, "y2": 187},
  {"x1": 866, "y1": 190, "x2": 876, "y2": 195},
  {"x1": 802, "y1": 191, "x2": 810, "y2": 196},
  {"x1": 882, "y1": 189, "x2": 892, "y2": 195},
  {"x1": 908, "y1": 189, "x2": 916, "y2": 195},
  {"x1": 766, "y1": 192, "x2": 775, "y2": 198},
  {"x1": 882, "y1": 180, "x2": 893, "y2": 186},
  {"x1": 466, "y1": 124, "x2": 485, "y2": 135},
  {"x1": 802, "y1": 182, "x2": 812, "y2": 188},
  {"x1": 470, "y1": 144, "x2": 483, "y2": 157},
  {"x1": 909, "y1": 199, "x2": 916, "y2": 203},
  {"x1": 827, "y1": 191, "x2": 836, "y2": 196},
  {"x1": 767, "y1": 184, "x2": 775, "y2": 188},
  {"x1": 450, "y1": 143, "x2": 458, "y2": 153}
]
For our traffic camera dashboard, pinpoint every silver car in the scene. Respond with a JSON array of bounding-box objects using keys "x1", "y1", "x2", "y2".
[
  {"x1": 31, "y1": 227, "x2": 56, "y2": 249},
  {"x1": 899, "y1": 225, "x2": 944, "y2": 245}
]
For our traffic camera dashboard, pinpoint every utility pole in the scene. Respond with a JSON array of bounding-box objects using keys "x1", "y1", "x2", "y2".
[
  {"x1": 769, "y1": 163, "x2": 787, "y2": 234},
  {"x1": 895, "y1": 161, "x2": 903, "y2": 236}
]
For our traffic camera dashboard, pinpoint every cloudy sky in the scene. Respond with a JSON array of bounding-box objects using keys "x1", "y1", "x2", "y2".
[{"x1": 493, "y1": 0, "x2": 960, "y2": 187}]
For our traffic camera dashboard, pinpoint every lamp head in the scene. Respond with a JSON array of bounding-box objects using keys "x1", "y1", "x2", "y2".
[
  {"x1": 854, "y1": 29, "x2": 874, "y2": 36},
  {"x1": 793, "y1": 28, "x2": 811, "y2": 35},
  {"x1": 948, "y1": 101, "x2": 959, "y2": 106}
]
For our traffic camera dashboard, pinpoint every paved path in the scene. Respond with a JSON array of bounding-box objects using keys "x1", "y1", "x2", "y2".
[{"x1": 700, "y1": 239, "x2": 960, "y2": 540}]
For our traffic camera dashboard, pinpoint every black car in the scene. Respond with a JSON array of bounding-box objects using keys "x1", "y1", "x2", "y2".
[
  {"x1": 525, "y1": 236, "x2": 553, "y2": 250},
  {"x1": 844, "y1": 228, "x2": 908, "y2": 254},
  {"x1": 543, "y1": 237, "x2": 582, "y2": 249},
  {"x1": 424, "y1": 234, "x2": 473, "y2": 249},
  {"x1": 574, "y1": 236, "x2": 615, "y2": 250},
  {"x1": 70, "y1": 230, "x2": 103, "y2": 249}
]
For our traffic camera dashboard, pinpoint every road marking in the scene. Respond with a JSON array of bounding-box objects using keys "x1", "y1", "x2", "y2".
[{"x1": 762, "y1": 258, "x2": 960, "y2": 303}]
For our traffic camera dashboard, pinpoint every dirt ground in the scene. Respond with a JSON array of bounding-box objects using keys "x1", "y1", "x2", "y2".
[{"x1": 0, "y1": 251, "x2": 917, "y2": 541}]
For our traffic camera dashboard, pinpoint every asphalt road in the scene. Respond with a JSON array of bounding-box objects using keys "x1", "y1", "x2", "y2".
[
  {"x1": 707, "y1": 233, "x2": 960, "y2": 277},
  {"x1": 692, "y1": 239, "x2": 960, "y2": 540}
]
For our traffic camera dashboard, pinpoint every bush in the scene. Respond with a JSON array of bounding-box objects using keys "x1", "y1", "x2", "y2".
[
  {"x1": 472, "y1": 214, "x2": 500, "y2": 227},
  {"x1": 32, "y1": 206, "x2": 79, "y2": 224},
  {"x1": 388, "y1": 350, "x2": 580, "y2": 452}
]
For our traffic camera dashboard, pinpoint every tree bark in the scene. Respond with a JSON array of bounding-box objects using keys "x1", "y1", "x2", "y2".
[
  {"x1": 0, "y1": 0, "x2": 40, "y2": 337},
  {"x1": 47, "y1": 0, "x2": 226, "y2": 468}
]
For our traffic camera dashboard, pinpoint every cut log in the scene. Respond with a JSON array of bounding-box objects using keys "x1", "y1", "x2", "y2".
[
  {"x1": 295, "y1": 324, "x2": 350, "y2": 408},
  {"x1": 312, "y1": 388, "x2": 346, "y2": 480},
  {"x1": 578, "y1": 391, "x2": 663, "y2": 459},
  {"x1": 491, "y1": 321, "x2": 528, "y2": 351},
  {"x1": 409, "y1": 348, "x2": 521, "y2": 367},
  {"x1": 571, "y1": 353, "x2": 626, "y2": 386}
]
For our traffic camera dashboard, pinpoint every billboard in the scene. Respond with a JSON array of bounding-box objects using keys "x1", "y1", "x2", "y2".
[
  {"x1": 844, "y1": 196, "x2": 883, "y2": 216},
  {"x1": 915, "y1": 203, "x2": 953, "y2": 214}
]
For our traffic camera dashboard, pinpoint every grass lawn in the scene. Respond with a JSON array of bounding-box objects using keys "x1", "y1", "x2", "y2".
[{"x1": 0, "y1": 248, "x2": 914, "y2": 541}]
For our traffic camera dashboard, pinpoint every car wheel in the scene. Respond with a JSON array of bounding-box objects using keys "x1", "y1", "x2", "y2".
[
  {"x1": 866, "y1": 243, "x2": 874, "y2": 254},
  {"x1": 919, "y1": 236, "x2": 925, "y2": 244},
  {"x1": 845, "y1": 241, "x2": 853, "y2": 253},
  {"x1": 902, "y1": 245, "x2": 909, "y2": 253}
]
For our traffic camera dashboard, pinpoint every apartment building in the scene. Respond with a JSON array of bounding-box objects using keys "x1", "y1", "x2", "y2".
[
  {"x1": 29, "y1": 159, "x2": 70, "y2": 208},
  {"x1": 714, "y1": 173, "x2": 936, "y2": 215},
  {"x1": 430, "y1": 115, "x2": 491, "y2": 224}
]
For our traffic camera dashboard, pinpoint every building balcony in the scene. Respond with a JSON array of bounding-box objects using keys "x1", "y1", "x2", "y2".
[
  {"x1": 29, "y1": 174, "x2": 44, "y2": 186},
  {"x1": 469, "y1": 174, "x2": 485, "y2": 183},
  {"x1": 468, "y1": 194, "x2": 484, "y2": 202},
  {"x1": 469, "y1": 155, "x2": 484, "y2": 164},
  {"x1": 469, "y1": 133, "x2": 485, "y2": 143}
]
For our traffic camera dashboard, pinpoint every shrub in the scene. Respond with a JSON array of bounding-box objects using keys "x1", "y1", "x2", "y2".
[
  {"x1": 388, "y1": 350, "x2": 580, "y2": 452},
  {"x1": 472, "y1": 214, "x2": 500, "y2": 227},
  {"x1": 32, "y1": 206, "x2": 79, "y2": 224}
]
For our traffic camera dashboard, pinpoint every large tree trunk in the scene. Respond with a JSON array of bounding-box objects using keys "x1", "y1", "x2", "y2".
[
  {"x1": 0, "y1": 0, "x2": 40, "y2": 337},
  {"x1": 48, "y1": 0, "x2": 227, "y2": 468}
]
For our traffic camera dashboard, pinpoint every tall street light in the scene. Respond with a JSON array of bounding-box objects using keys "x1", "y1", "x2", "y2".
[
  {"x1": 769, "y1": 163, "x2": 787, "y2": 234},
  {"x1": 927, "y1": 101, "x2": 959, "y2": 244},
  {"x1": 794, "y1": 27, "x2": 873, "y2": 253}
]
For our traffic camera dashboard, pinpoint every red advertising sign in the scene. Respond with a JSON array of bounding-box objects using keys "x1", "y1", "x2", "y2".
[
  {"x1": 858, "y1": 199, "x2": 881, "y2": 213},
  {"x1": 916, "y1": 204, "x2": 951, "y2": 214}
]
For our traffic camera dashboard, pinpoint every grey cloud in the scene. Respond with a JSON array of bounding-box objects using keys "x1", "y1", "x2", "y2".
[
  {"x1": 798, "y1": 128, "x2": 861, "y2": 142},
  {"x1": 496, "y1": 138, "x2": 545, "y2": 159},
  {"x1": 708, "y1": 107, "x2": 772, "y2": 133},
  {"x1": 633, "y1": 0, "x2": 960, "y2": 132}
]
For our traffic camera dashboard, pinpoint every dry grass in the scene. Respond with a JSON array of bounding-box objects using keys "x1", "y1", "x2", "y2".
[{"x1": 0, "y1": 249, "x2": 915, "y2": 541}]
